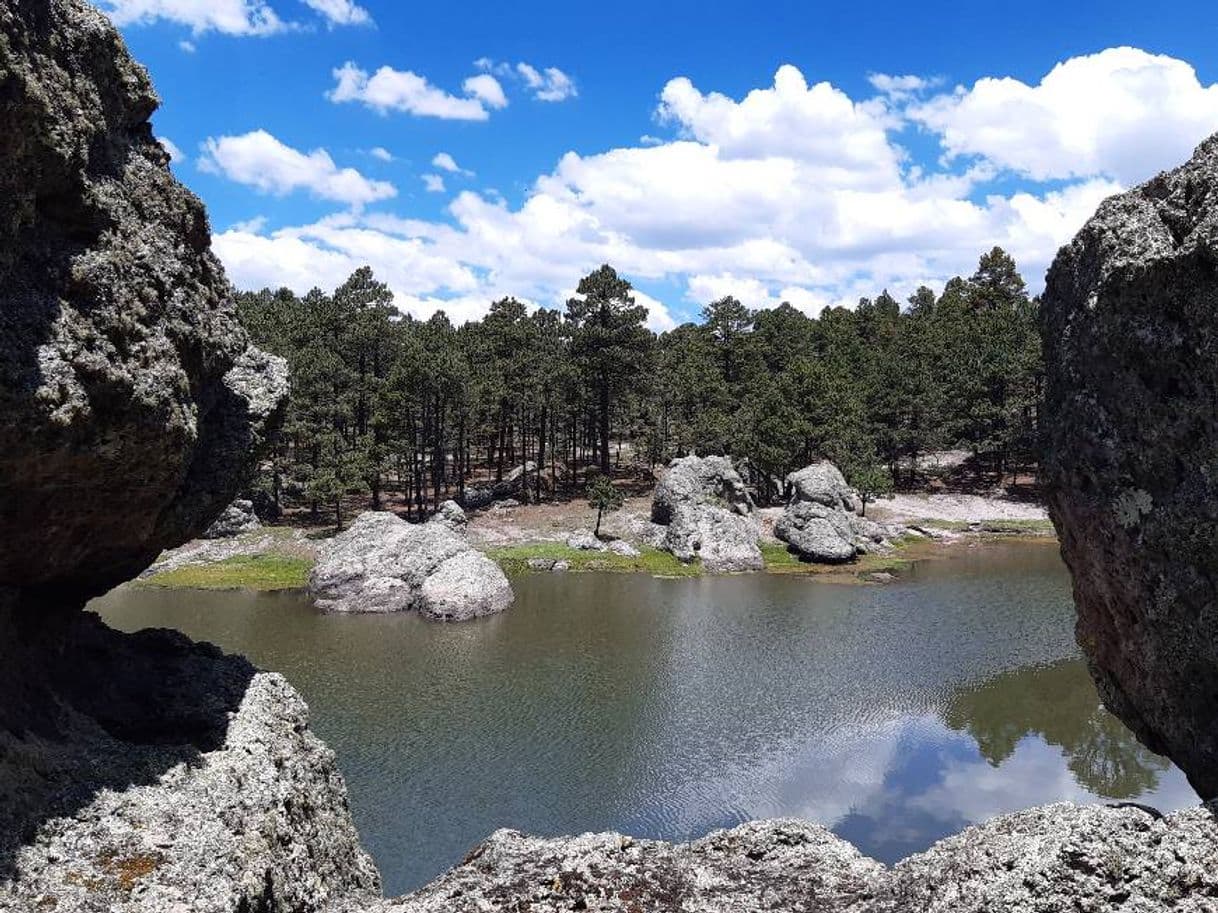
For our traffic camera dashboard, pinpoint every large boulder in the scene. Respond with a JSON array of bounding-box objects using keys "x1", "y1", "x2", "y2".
[
  {"x1": 785, "y1": 461, "x2": 862, "y2": 513},
  {"x1": 309, "y1": 511, "x2": 514, "y2": 620},
  {"x1": 0, "y1": 0, "x2": 287, "y2": 606},
  {"x1": 650, "y1": 455, "x2": 763, "y2": 573},
  {"x1": 1041, "y1": 133, "x2": 1218, "y2": 799},
  {"x1": 775, "y1": 462, "x2": 896, "y2": 563}
]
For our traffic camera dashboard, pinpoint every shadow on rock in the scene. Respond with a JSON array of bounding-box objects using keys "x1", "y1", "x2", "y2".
[{"x1": 0, "y1": 610, "x2": 256, "y2": 873}]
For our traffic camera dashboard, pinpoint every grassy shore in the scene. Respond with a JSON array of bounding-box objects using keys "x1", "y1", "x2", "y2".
[
  {"x1": 486, "y1": 543, "x2": 701, "y2": 576},
  {"x1": 132, "y1": 507, "x2": 1055, "y2": 591},
  {"x1": 137, "y1": 554, "x2": 313, "y2": 590}
]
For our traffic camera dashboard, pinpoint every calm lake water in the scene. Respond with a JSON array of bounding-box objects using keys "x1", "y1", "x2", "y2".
[{"x1": 91, "y1": 542, "x2": 1197, "y2": 895}]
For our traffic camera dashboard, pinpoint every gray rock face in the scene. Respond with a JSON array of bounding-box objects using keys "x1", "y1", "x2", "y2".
[
  {"x1": 462, "y1": 462, "x2": 538, "y2": 510},
  {"x1": 432, "y1": 499, "x2": 467, "y2": 531},
  {"x1": 1041, "y1": 133, "x2": 1218, "y2": 799},
  {"x1": 0, "y1": 0, "x2": 288, "y2": 605},
  {"x1": 774, "y1": 462, "x2": 897, "y2": 563},
  {"x1": 202, "y1": 499, "x2": 261, "y2": 539},
  {"x1": 0, "y1": 613, "x2": 381, "y2": 913},
  {"x1": 650, "y1": 455, "x2": 763, "y2": 573},
  {"x1": 380, "y1": 805, "x2": 1218, "y2": 913},
  {"x1": 310, "y1": 511, "x2": 513, "y2": 620},
  {"x1": 384, "y1": 819, "x2": 881, "y2": 913},
  {"x1": 786, "y1": 462, "x2": 862, "y2": 513},
  {"x1": 876, "y1": 802, "x2": 1218, "y2": 912},
  {"x1": 566, "y1": 530, "x2": 605, "y2": 551}
]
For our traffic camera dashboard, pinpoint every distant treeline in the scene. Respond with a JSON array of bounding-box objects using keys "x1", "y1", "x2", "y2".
[{"x1": 236, "y1": 247, "x2": 1042, "y2": 522}]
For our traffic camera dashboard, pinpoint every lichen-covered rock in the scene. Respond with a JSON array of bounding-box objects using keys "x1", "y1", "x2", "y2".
[
  {"x1": 310, "y1": 511, "x2": 513, "y2": 620},
  {"x1": 785, "y1": 462, "x2": 862, "y2": 513},
  {"x1": 382, "y1": 819, "x2": 883, "y2": 913},
  {"x1": 377, "y1": 804, "x2": 1218, "y2": 913},
  {"x1": 432, "y1": 500, "x2": 467, "y2": 531},
  {"x1": 566, "y1": 530, "x2": 606, "y2": 551},
  {"x1": 202, "y1": 499, "x2": 261, "y2": 539},
  {"x1": 0, "y1": 0, "x2": 287, "y2": 605},
  {"x1": 0, "y1": 613, "x2": 381, "y2": 913},
  {"x1": 650, "y1": 455, "x2": 763, "y2": 573},
  {"x1": 775, "y1": 501, "x2": 860, "y2": 563},
  {"x1": 1041, "y1": 133, "x2": 1218, "y2": 799},
  {"x1": 652, "y1": 455, "x2": 755, "y2": 524},
  {"x1": 875, "y1": 803, "x2": 1218, "y2": 912},
  {"x1": 775, "y1": 462, "x2": 897, "y2": 563}
]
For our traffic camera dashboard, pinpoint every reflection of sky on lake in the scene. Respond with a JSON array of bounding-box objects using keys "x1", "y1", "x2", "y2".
[{"x1": 94, "y1": 542, "x2": 1200, "y2": 891}]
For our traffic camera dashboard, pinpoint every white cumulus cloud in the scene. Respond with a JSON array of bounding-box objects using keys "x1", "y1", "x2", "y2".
[
  {"x1": 213, "y1": 50, "x2": 1218, "y2": 328},
  {"x1": 908, "y1": 47, "x2": 1218, "y2": 183},
  {"x1": 199, "y1": 129, "x2": 396, "y2": 208},
  {"x1": 329, "y1": 62, "x2": 505, "y2": 120},
  {"x1": 422, "y1": 174, "x2": 446, "y2": 193},
  {"x1": 102, "y1": 0, "x2": 287, "y2": 35},
  {"x1": 300, "y1": 0, "x2": 371, "y2": 26}
]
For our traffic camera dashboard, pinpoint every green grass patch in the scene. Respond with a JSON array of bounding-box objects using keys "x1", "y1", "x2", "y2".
[
  {"x1": 762, "y1": 537, "x2": 921, "y2": 579},
  {"x1": 488, "y1": 542, "x2": 701, "y2": 577},
  {"x1": 138, "y1": 555, "x2": 313, "y2": 591},
  {"x1": 760, "y1": 541, "x2": 806, "y2": 571}
]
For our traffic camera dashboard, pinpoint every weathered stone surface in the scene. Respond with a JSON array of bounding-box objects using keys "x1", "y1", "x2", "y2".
[
  {"x1": 651, "y1": 455, "x2": 763, "y2": 573},
  {"x1": 875, "y1": 803, "x2": 1218, "y2": 912},
  {"x1": 310, "y1": 511, "x2": 513, "y2": 620},
  {"x1": 0, "y1": 613, "x2": 381, "y2": 913},
  {"x1": 201, "y1": 499, "x2": 261, "y2": 539},
  {"x1": 382, "y1": 819, "x2": 882, "y2": 913},
  {"x1": 775, "y1": 462, "x2": 899, "y2": 564},
  {"x1": 566, "y1": 530, "x2": 606, "y2": 551},
  {"x1": 0, "y1": 0, "x2": 288, "y2": 604},
  {"x1": 432, "y1": 499, "x2": 467, "y2": 531},
  {"x1": 462, "y1": 462, "x2": 539, "y2": 510},
  {"x1": 378, "y1": 804, "x2": 1218, "y2": 913},
  {"x1": 652, "y1": 455, "x2": 755, "y2": 524},
  {"x1": 785, "y1": 462, "x2": 862, "y2": 513},
  {"x1": 1041, "y1": 133, "x2": 1218, "y2": 799}
]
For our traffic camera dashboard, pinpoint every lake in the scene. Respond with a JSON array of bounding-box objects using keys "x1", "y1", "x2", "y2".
[{"x1": 91, "y1": 541, "x2": 1197, "y2": 895}]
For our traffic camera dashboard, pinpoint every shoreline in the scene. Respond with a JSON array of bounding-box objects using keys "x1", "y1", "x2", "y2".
[{"x1": 135, "y1": 494, "x2": 1056, "y2": 592}]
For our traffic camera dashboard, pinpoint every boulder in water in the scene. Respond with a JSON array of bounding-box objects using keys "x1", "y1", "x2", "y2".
[{"x1": 309, "y1": 511, "x2": 513, "y2": 620}]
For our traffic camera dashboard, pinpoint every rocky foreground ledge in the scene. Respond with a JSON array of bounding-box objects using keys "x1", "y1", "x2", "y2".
[{"x1": 377, "y1": 806, "x2": 1218, "y2": 913}]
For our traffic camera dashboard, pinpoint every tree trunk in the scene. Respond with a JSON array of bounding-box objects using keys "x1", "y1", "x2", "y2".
[{"x1": 598, "y1": 375, "x2": 611, "y2": 475}]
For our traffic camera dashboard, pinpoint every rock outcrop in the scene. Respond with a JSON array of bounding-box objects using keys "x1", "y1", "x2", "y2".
[
  {"x1": 202, "y1": 499, "x2": 262, "y2": 538},
  {"x1": 309, "y1": 511, "x2": 514, "y2": 620},
  {"x1": 1, "y1": 614, "x2": 381, "y2": 913},
  {"x1": 1041, "y1": 133, "x2": 1218, "y2": 799},
  {"x1": 0, "y1": 0, "x2": 288, "y2": 605},
  {"x1": 381, "y1": 804, "x2": 1218, "y2": 912},
  {"x1": 650, "y1": 455, "x2": 763, "y2": 573},
  {"x1": 462, "y1": 462, "x2": 540, "y2": 510},
  {"x1": 0, "y1": 4, "x2": 370, "y2": 912},
  {"x1": 775, "y1": 462, "x2": 899, "y2": 563}
]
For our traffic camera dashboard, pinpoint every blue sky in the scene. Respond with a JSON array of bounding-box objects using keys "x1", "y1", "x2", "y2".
[{"x1": 104, "y1": 0, "x2": 1218, "y2": 327}]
